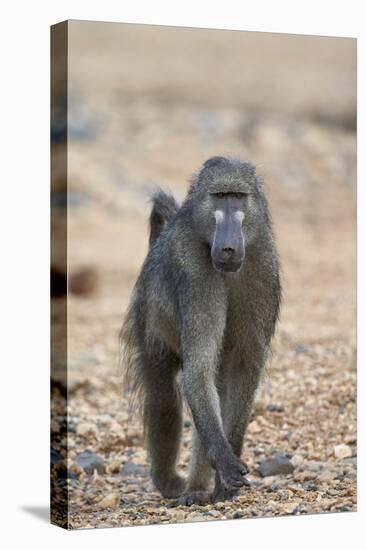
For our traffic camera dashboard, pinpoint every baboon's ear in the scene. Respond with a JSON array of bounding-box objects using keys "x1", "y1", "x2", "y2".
[{"x1": 203, "y1": 156, "x2": 227, "y2": 169}]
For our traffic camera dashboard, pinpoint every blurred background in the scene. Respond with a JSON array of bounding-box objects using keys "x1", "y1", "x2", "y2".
[{"x1": 51, "y1": 21, "x2": 356, "y2": 528}]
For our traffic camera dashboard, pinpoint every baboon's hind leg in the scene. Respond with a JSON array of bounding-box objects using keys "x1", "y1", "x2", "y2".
[{"x1": 143, "y1": 347, "x2": 185, "y2": 498}]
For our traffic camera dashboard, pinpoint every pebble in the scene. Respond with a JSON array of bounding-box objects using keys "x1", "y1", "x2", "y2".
[
  {"x1": 76, "y1": 422, "x2": 98, "y2": 437},
  {"x1": 99, "y1": 493, "x2": 120, "y2": 509},
  {"x1": 291, "y1": 454, "x2": 304, "y2": 467},
  {"x1": 187, "y1": 512, "x2": 204, "y2": 522},
  {"x1": 266, "y1": 404, "x2": 284, "y2": 412},
  {"x1": 75, "y1": 450, "x2": 106, "y2": 475},
  {"x1": 334, "y1": 444, "x2": 352, "y2": 459},
  {"x1": 167, "y1": 510, "x2": 186, "y2": 522},
  {"x1": 108, "y1": 458, "x2": 123, "y2": 474},
  {"x1": 281, "y1": 500, "x2": 301, "y2": 514},
  {"x1": 262, "y1": 475, "x2": 277, "y2": 487},
  {"x1": 295, "y1": 471, "x2": 317, "y2": 482},
  {"x1": 207, "y1": 510, "x2": 222, "y2": 518},
  {"x1": 317, "y1": 470, "x2": 337, "y2": 483},
  {"x1": 51, "y1": 420, "x2": 60, "y2": 433},
  {"x1": 121, "y1": 460, "x2": 148, "y2": 477},
  {"x1": 257, "y1": 455, "x2": 294, "y2": 477},
  {"x1": 249, "y1": 420, "x2": 261, "y2": 434},
  {"x1": 51, "y1": 448, "x2": 62, "y2": 466}
]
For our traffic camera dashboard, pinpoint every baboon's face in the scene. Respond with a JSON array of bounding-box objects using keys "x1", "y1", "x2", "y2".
[{"x1": 210, "y1": 192, "x2": 247, "y2": 273}]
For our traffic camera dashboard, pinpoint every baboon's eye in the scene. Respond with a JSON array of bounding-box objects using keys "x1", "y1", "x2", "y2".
[{"x1": 212, "y1": 192, "x2": 247, "y2": 199}]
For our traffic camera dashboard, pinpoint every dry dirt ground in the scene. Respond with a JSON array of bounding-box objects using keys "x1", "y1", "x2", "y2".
[{"x1": 51, "y1": 22, "x2": 356, "y2": 529}]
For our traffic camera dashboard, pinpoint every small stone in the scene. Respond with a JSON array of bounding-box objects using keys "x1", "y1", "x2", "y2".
[
  {"x1": 343, "y1": 457, "x2": 357, "y2": 467},
  {"x1": 281, "y1": 500, "x2": 301, "y2": 514},
  {"x1": 233, "y1": 510, "x2": 244, "y2": 519},
  {"x1": 295, "y1": 471, "x2": 317, "y2": 482},
  {"x1": 257, "y1": 455, "x2": 294, "y2": 477},
  {"x1": 167, "y1": 509, "x2": 186, "y2": 522},
  {"x1": 303, "y1": 481, "x2": 318, "y2": 491},
  {"x1": 317, "y1": 470, "x2": 337, "y2": 483},
  {"x1": 51, "y1": 420, "x2": 60, "y2": 433},
  {"x1": 262, "y1": 475, "x2": 277, "y2": 487},
  {"x1": 334, "y1": 444, "x2": 352, "y2": 459},
  {"x1": 207, "y1": 510, "x2": 222, "y2": 518},
  {"x1": 108, "y1": 458, "x2": 123, "y2": 474},
  {"x1": 51, "y1": 448, "x2": 62, "y2": 466},
  {"x1": 288, "y1": 484, "x2": 305, "y2": 495},
  {"x1": 266, "y1": 404, "x2": 284, "y2": 413},
  {"x1": 98, "y1": 493, "x2": 120, "y2": 510},
  {"x1": 76, "y1": 422, "x2": 97, "y2": 437},
  {"x1": 67, "y1": 459, "x2": 83, "y2": 476},
  {"x1": 75, "y1": 450, "x2": 106, "y2": 475},
  {"x1": 249, "y1": 420, "x2": 261, "y2": 434},
  {"x1": 291, "y1": 454, "x2": 304, "y2": 467},
  {"x1": 303, "y1": 461, "x2": 324, "y2": 472},
  {"x1": 121, "y1": 460, "x2": 148, "y2": 477},
  {"x1": 187, "y1": 512, "x2": 203, "y2": 522}
]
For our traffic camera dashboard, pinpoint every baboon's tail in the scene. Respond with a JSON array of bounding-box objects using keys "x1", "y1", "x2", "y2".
[{"x1": 149, "y1": 190, "x2": 179, "y2": 247}]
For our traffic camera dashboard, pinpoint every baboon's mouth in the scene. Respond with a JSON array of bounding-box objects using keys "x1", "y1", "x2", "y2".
[{"x1": 213, "y1": 260, "x2": 244, "y2": 273}]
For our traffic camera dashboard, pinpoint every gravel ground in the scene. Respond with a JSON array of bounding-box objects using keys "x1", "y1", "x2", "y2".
[{"x1": 51, "y1": 23, "x2": 356, "y2": 529}]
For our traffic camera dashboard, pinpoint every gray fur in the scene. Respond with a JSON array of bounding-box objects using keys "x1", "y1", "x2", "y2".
[{"x1": 120, "y1": 156, "x2": 281, "y2": 504}]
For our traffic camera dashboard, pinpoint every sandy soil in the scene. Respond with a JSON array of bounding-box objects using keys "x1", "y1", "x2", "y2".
[{"x1": 51, "y1": 21, "x2": 356, "y2": 529}]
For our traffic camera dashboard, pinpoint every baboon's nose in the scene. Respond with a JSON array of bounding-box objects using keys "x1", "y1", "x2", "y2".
[{"x1": 222, "y1": 246, "x2": 235, "y2": 256}]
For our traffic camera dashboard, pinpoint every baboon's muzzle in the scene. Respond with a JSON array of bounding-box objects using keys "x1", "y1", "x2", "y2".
[{"x1": 211, "y1": 216, "x2": 245, "y2": 273}]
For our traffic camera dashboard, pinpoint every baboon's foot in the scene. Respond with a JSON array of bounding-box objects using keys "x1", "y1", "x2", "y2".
[
  {"x1": 155, "y1": 474, "x2": 186, "y2": 499},
  {"x1": 211, "y1": 484, "x2": 247, "y2": 503},
  {"x1": 216, "y1": 455, "x2": 249, "y2": 491},
  {"x1": 178, "y1": 490, "x2": 211, "y2": 507}
]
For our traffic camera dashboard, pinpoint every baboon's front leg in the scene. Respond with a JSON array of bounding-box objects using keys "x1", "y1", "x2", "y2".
[
  {"x1": 178, "y1": 282, "x2": 248, "y2": 503},
  {"x1": 212, "y1": 356, "x2": 264, "y2": 502},
  {"x1": 178, "y1": 426, "x2": 214, "y2": 506}
]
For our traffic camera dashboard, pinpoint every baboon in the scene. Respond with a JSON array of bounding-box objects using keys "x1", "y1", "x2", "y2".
[{"x1": 121, "y1": 156, "x2": 281, "y2": 505}]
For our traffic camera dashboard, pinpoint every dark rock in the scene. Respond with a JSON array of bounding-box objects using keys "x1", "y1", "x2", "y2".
[
  {"x1": 51, "y1": 448, "x2": 62, "y2": 466},
  {"x1": 266, "y1": 404, "x2": 284, "y2": 413},
  {"x1": 257, "y1": 454, "x2": 295, "y2": 477},
  {"x1": 75, "y1": 450, "x2": 106, "y2": 475},
  {"x1": 303, "y1": 481, "x2": 318, "y2": 491},
  {"x1": 57, "y1": 468, "x2": 79, "y2": 480},
  {"x1": 59, "y1": 418, "x2": 76, "y2": 433},
  {"x1": 121, "y1": 460, "x2": 148, "y2": 477},
  {"x1": 339, "y1": 506, "x2": 353, "y2": 512},
  {"x1": 266, "y1": 484, "x2": 279, "y2": 493},
  {"x1": 233, "y1": 510, "x2": 244, "y2": 519}
]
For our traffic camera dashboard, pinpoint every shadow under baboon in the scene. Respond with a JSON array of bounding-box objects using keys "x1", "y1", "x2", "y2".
[{"x1": 121, "y1": 156, "x2": 281, "y2": 505}]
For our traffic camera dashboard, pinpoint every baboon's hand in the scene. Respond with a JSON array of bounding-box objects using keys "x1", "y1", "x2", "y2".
[
  {"x1": 216, "y1": 454, "x2": 249, "y2": 490},
  {"x1": 178, "y1": 490, "x2": 211, "y2": 507}
]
